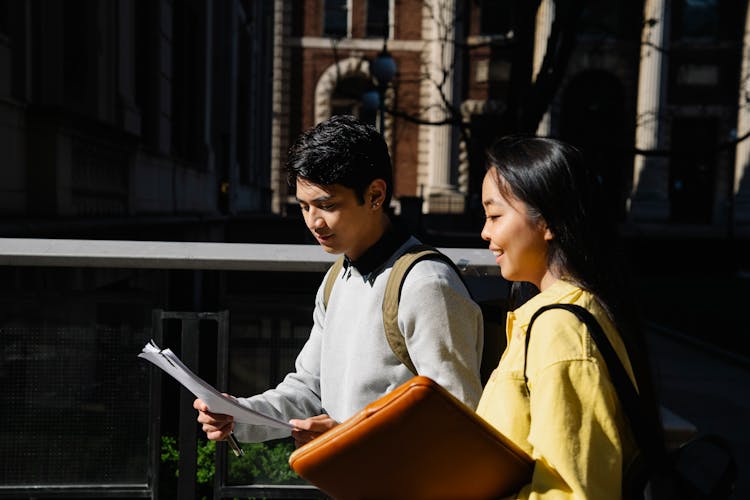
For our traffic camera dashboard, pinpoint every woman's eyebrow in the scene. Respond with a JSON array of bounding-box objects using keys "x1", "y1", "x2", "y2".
[{"x1": 483, "y1": 197, "x2": 500, "y2": 208}]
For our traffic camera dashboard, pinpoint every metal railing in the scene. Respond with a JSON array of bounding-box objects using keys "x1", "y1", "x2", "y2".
[
  {"x1": 0, "y1": 237, "x2": 499, "y2": 274},
  {"x1": 0, "y1": 238, "x2": 503, "y2": 500}
]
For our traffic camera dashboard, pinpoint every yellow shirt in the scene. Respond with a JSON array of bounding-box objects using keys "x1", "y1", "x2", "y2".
[{"x1": 476, "y1": 280, "x2": 639, "y2": 499}]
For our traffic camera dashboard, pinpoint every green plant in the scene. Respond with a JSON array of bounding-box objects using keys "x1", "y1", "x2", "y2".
[
  {"x1": 228, "y1": 439, "x2": 300, "y2": 484},
  {"x1": 161, "y1": 435, "x2": 215, "y2": 483},
  {"x1": 160, "y1": 435, "x2": 300, "y2": 487}
]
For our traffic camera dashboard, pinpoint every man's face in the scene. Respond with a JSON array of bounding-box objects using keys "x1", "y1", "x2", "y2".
[{"x1": 296, "y1": 178, "x2": 379, "y2": 261}]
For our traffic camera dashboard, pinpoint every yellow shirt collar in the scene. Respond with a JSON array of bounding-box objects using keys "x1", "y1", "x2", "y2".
[{"x1": 510, "y1": 279, "x2": 584, "y2": 330}]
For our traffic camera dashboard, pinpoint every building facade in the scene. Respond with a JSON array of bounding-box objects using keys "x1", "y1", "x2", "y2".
[
  {"x1": 0, "y1": 0, "x2": 274, "y2": 240},
  {"x1": 272, "y1": 0, "x2": 750, "y2": 240}
]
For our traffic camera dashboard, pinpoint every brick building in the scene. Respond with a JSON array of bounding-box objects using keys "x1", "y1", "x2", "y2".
[{"x1": 270, "y1": 0, "x2": 750, "y2": 242}]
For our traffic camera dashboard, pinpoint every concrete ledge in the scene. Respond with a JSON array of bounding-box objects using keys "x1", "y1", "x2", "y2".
[{"x1": 0, "y1": 237, "x2": 499, "y2": 275}]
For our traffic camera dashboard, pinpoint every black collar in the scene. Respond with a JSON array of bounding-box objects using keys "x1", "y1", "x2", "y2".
[{"x1": 343, "y1": 225, "x2": 410, "y2": 279}]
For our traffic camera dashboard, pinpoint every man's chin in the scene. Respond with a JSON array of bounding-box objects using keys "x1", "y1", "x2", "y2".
[{"x1": 319, "y1": 243, "x2": 342, "y2": 255}]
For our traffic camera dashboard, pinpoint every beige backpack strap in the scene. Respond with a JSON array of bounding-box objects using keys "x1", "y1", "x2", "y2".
[
  {"x1": 323, "y1": 256, "x2": 346, "y2": 309},
  {"x1": 382, "y1": 245, "x2": 460, "y2": 376}
]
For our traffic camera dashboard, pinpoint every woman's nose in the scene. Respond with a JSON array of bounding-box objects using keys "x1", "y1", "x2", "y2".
[{"x1": 480, "y1": 222, "x2": 490, "y2": 241}]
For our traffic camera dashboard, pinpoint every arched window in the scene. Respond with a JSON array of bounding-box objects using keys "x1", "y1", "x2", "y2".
[{"x1": 330, "y1": 75, "x2": 377, "y2": 126}]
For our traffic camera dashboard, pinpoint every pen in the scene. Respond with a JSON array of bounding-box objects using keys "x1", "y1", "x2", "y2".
[{"x1": 227, "y1": 432, "x2": 245, "y2": 457}]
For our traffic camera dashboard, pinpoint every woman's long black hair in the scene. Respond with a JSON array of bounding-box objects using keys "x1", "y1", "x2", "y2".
[{"x1": 486, "y1": 135, "x2": 665, "y2": 460}]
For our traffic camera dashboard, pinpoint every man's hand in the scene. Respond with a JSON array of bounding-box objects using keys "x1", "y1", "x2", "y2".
[
  {"x1": 289, "y1": 414, "x2": 339, "y2": 447},
  {"x1": 194, "y1": 397, "x2": 234, "y2": 441}
]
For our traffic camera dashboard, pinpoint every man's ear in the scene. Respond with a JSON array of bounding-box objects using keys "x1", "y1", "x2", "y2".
[{"x1": 367, "y1": 179, "x2": 387, "y2": 208}]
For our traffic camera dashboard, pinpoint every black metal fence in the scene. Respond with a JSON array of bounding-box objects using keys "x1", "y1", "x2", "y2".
[{"x1": 0, "y1": 239, "x2": 502, "y2": 499}]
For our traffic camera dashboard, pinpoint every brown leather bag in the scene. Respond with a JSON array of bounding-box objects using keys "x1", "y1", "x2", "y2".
[{"x1": 288, "y1": 376, "x2": 533, "y2": 500}]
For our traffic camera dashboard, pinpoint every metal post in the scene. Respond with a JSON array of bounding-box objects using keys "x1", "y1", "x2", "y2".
[
  {"x1": 177, "y1": 317, "x2": 200, "y2": 500},
  {"x1": 151, "y1": 310, "x2": 230, "y2": 500}
]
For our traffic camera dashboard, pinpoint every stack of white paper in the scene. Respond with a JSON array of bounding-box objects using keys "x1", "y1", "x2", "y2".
[{"x1": 139, "y1": 339, "x2": 291, "y2": 429}]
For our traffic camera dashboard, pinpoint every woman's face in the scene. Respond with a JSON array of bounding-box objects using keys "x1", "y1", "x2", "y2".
[{"x1": 480, "y1": 170, "x2": 556, "y2": 290}]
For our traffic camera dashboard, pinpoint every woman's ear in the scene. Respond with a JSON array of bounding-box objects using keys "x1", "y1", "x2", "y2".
[
  {"x1": 367, "y1": 179, "x2": 387, "y2": 209},
  {"x1": 541, "y1": 221, "x2": 554, "y2": 241}
]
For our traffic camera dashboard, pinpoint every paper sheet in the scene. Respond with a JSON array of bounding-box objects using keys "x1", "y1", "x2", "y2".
[{"x1": 139, "y1": 340, "x2": 292, "y2": 429}]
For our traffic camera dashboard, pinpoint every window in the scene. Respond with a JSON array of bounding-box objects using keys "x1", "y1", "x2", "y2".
[
  {"x1": 171, "y1": 0, "x2": 203, "y2": 164},
  {"x1": 63, "y1": 0, "x2": 97, "y2": 114},
  {"x1": 0, "y1": 0, "x2": 30, "y2": 102},
  {"x1": 579, "y1": 0, "x2": 641, "y2": 40},
  {"x1": 324, "y1": 0, "x2": 347, "y2": 37},
  {"x1": 366, "y1": 0, "x2": 389, "y2": 39},
  {"x1": 134, "y1": 1, "x2": 158, "y2": 151},
  {"x1": 680, "y1": 0, "x2": 719, "y2": 39},
  {"x1": 479, "y1": 0, "x2": 513, "y2": 36},
  {"x1": 669, "y1": 118, "x2": 717, "y2": 223},
  {"x1": 667, "y1": 49, "x2": 738, "y2": 105},
  {"x1": 668, "y1": 0, "x2": 743, "y2": 105},
  {"x1": 0, "y1": 0, "x2": 8, "y2": 36},
  {"x1": 671, "y1": 0, "x2": 744, "y2": 41}
]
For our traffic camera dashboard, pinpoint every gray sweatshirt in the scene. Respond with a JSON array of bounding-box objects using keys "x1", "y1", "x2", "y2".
[{"x1": 234, "y1": 236, "x2": 484, "y2": 442}]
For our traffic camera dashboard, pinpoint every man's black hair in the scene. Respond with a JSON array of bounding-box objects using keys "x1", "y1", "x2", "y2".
[{"x1": 286, "y1": 114, "x2": 393, "y2": 207}]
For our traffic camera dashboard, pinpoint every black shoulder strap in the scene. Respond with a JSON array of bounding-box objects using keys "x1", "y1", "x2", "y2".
[
  {"x1": 524, "y1": 304, "x2": 653, "y2": 459},
  {"x1": 527, "y1": 305, "x2": 739, "y2": 498}
]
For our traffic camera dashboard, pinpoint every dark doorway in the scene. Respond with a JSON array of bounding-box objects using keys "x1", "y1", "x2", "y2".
[
  {"x1": 560, "y1": 70, "x2": 633, "y2": 223},
  {"x1": 669, "y1": 118, "x2": 717, "y2": 223}
]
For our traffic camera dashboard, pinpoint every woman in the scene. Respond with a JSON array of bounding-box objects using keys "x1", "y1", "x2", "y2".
[{"x1": 476, "y1": 136, "x2": 662, "y2": 499}]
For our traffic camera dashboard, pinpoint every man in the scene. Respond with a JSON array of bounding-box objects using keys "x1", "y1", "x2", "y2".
[{"x1": 195, "y1": 115, "x2": 483, "y2": 446}]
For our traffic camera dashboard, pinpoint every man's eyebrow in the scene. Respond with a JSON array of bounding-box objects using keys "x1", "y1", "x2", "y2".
[{"x1": 296, "y1": 194, "x2": 334, "y2": 203}]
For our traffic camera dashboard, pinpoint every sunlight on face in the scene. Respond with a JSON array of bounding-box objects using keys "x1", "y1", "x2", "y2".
[
  {"x1": 480, "y1": 171, "x2": 555, "y2": 290},
  {"x1": 296, "y1": 179, "x2": 379, "y2": 260}
]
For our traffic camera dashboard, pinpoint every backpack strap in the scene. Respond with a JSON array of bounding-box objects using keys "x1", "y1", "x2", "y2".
[
  {"x1": 323, "y1": 244, "x2": 467, "y2": 376},
  {"x1": 524, "y1": 304, "x2": 654, "y2": 461},
  {"x1": 525, "y1": 304, "x2": 738, "y2": 499},
  {"x1": 323, "y1": 256, "x2": 346, "y2": 308},
  {"x1": 382, "y1": 244, "x2": 467, "y2": 376}
]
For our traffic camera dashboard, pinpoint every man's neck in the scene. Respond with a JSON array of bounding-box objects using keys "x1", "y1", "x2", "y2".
[
  {"x1": 345, "y1": 218, "x2": 410, "y2": 277},
  {"x1": 346, "y1": 214, "x2": 391, "y2": 261}
]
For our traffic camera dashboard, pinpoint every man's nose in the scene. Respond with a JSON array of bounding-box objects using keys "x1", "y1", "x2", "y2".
[{"x1": 307, "y1": 208, "x2": 326, "y2": 229}]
